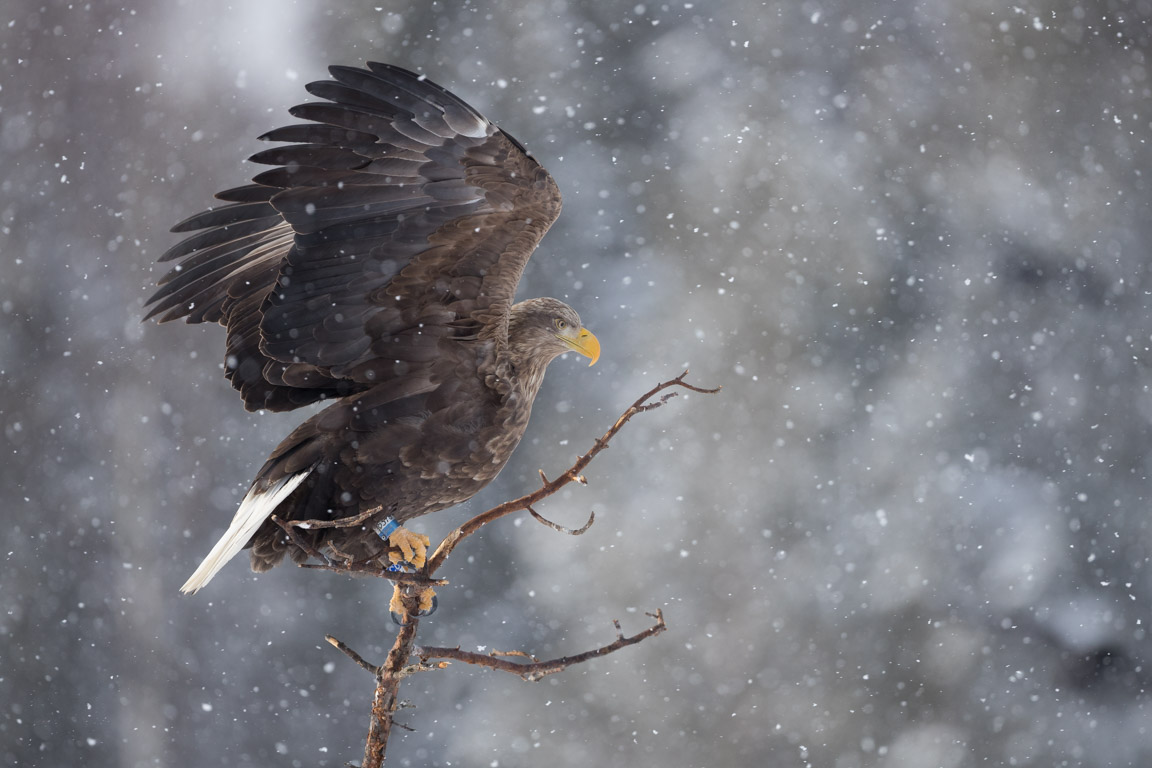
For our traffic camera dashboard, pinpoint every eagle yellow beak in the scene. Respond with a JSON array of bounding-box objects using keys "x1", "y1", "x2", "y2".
[{"x1": 564, "y1": 327, "x2": 600, "y2": 366}]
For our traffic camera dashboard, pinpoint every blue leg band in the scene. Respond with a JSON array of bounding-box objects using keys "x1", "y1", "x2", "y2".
[{"x1": 374, "y1": 516, "x2": 400, "y2": 541}]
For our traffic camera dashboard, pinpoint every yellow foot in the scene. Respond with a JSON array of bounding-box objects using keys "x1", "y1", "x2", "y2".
[
  {"x1": 389, "y1": 583, "x2": 438, "y2": 624},
  {"x1": 387, "y1": 526, "x2": 431, "y2": 569}
]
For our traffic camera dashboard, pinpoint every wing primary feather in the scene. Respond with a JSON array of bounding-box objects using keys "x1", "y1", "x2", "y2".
[
  {"x1": 152, "y1": 62, "x2": 562, "y2": 407},
  {"x1": 179, "y1": 470, "x2": 312, "y2": 594}
]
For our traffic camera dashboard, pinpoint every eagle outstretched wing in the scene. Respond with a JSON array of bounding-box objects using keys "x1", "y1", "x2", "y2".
[{"x1": 145, "y1": 63, "x2": 562, "y2": 412}]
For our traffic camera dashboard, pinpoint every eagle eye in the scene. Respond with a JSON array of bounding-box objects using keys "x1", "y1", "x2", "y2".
[{"x1": 554, "y1": 318, "x2": 569, "y2": 331}]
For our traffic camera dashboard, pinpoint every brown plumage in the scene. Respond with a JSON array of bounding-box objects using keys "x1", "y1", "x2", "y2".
[{"x1": 146, "y1": 62, "x2": 600, "y2": 594}]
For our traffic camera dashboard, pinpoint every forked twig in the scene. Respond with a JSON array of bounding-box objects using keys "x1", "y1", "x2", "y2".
[{"x1": 270, "y1": 514, "x2": 336, "y2": 566}]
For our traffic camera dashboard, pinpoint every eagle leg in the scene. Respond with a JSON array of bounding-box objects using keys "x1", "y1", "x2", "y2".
[
  {"x1": 386, "y1": 527, "x2": 431, "y2": 569},
  {"x1": 389, "y1": 585, "x2": 438, "y2": 626},
  {"x1": 383, "y1": 525, "x2": 436, "y2": 624}
]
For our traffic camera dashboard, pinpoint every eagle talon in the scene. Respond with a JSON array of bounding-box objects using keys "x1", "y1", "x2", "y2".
[
  {"x1": 386, "y1": 526, "x2": 431, "y2": 570},
  {"x1": 389, "y1": 583, "x2": 437, "y2": 625}
]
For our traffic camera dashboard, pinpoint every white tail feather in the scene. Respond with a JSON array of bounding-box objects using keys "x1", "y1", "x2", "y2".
[{"x1": 180, "y1": 470, "x2": 312, "y2": 594}]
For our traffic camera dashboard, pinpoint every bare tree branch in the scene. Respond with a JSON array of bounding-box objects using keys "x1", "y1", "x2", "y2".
[
  {"x1": 527, "y1": 504, "x2": 595, "y2": 535},
  {"x1": 298, "y1": 559, "x2": 446, "y2": 586},
  {"x1": 325, "y1": 634, "x2": 377, "y2": 675},
  {"x1": 268, "y1": 516, "x2": 443, "y2": 586},
  {"x1": 270, "y1": 514, "x2": 335, "y2": 565},
  {"x1": 424, "y1": 370, "x2": 720, "y2": 574},
  {"x1": 360, "y1": 617, "x2": 421, "y2": 768},
  {"x1": 413, "y1": 610, "x2": 667, "y2": 682},
  {"x1": 283, "y1": 506, "x2": 379, "y2": 531},
  {"x1": 316, "y1": 371, "x2": 718, "y2": 766}
]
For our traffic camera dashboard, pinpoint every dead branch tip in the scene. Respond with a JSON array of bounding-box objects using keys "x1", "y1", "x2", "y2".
[
  {"x1": 670, "y1": 369, "x2": 721, "y2": 395},
  {"x1": 325, "y1": 634, "x2": 378, "y2": 675},
  {"x1": 528, "y1": 505, "x2": 595, "y2": 535}
]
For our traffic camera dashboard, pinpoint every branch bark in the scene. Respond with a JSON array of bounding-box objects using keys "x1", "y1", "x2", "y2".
[{"x1": 361, "y1": 618, "x2": 420, "y2": 768}]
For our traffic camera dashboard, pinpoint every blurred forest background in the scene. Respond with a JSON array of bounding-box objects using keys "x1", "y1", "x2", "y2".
[{"x1": 3, "y1": 1, "x2": 1152, "y2": 766}]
